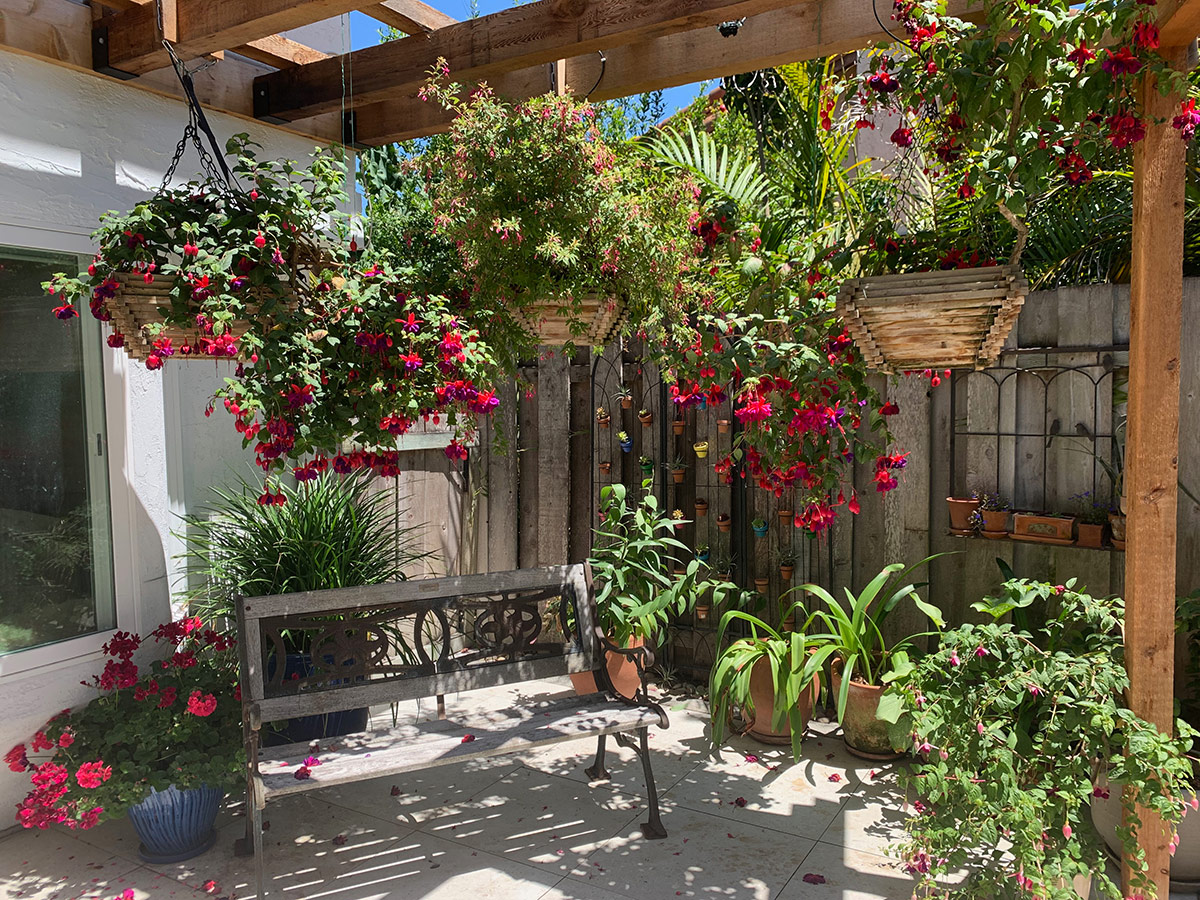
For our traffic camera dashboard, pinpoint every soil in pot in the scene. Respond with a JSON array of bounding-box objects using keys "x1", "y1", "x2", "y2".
[
  {"x1": 831, "y1": 658, "x2": 904, "y2": 760},
  {"x1": 744, "y1": 657, "x2": 819, "y2": 745},
  {"x1": 946, "y1": 497, "x2": 980, "y2": 534},
  {"x1": 570, "y1": 636, "x2": 646, "y2": 700}
]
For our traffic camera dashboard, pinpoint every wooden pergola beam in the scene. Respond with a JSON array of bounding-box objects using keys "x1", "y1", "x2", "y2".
[
  {"x1": 363, "y1": 0, "x2": 456, "y2": 34},
  {"x1": 353, "y1": 0, "x2": 975, "y2": 145},
  {"x1": 234, "y1": 34, "x2": 331, "y2": 68},
  {"x1": 93, "y1": 0, "x2": 366, "y2": 77},
  {"x1": 252, "y1": 0, "x2": 811, "y2": 123},
  {"x1": 1157, "y1": 0, "x2": 1200, "y2": 47}
]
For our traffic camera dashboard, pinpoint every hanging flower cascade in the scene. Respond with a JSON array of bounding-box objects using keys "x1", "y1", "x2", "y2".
[
  {"x1": 856, "y1": 0, "x2": 1195, "y2": 217},
  {"x1": 6, "y1": 619, "x2": 242, "y2": 830},
  {"x1": 420, "y1": 62, "x2": 702, "y2": 362},
  {"x1": 45, "y1": 136, "x2": 502, "y2": 491}
]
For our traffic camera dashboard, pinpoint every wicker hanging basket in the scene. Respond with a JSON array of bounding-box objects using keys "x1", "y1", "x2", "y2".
[
  {"x1": 836, "y1": 265, "x2": 1027, "y2": 373},
  {"x1": 516, "y1": 294, "x2": 626, "y2": 347},
  {"x1": 106, "y1": 274, "x2": 295, "y2": 362}
]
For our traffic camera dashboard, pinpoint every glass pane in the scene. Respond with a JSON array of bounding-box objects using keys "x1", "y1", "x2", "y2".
[{"x1": 0, "y1": 248, "x2": 114, "y2": 655}]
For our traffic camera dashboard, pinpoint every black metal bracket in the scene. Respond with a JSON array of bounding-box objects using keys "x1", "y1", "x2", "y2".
[
  {"x1": 342, "y1": 111, "x2": 371, "y2": 151},
  {"x1": 252, "y1": 77, "x2": 292, "y2": 125},
  {"x1": 92, "y1": 26, "x2": 138, "y2": 80}
]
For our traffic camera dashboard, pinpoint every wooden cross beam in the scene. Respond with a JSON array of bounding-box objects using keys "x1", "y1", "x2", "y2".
[
  {"x1": 364, "y1": 0, "x2": 456, "y2": 34},
  {"x1": 251, "y1": 0, "x2": 810, "y2": 123},
  {"x1": 1157, "y1": 0, "x2": 1200, "y2": 47}
]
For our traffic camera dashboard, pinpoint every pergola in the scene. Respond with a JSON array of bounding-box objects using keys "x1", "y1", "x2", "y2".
[{"x1": 2, "y1": 0, "x2": 1198, "y2": 892}]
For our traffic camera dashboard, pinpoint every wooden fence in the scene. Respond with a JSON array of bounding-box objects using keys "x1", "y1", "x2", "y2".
[{"x1": 380, "y1": 279, "x2": 1200, "y2": 681}]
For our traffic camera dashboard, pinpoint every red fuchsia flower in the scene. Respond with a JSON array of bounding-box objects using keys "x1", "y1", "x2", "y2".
[
  {"x1": 974, "y1": 645, "x2": 988, "y2": 658},
  {"x1": 848, "y1": 494, "x2": 861, "y2": 515},
  {"x1": 1093, "y1": 785, "x2": 1111, "y2": 799},
  {"x1": 107, "y1": 332, "x2": 125, "y2": 348},
  {"x1": 867, "y1": 68, "x2": 900, "y2": 94},
  {"x1": 53, "y1": 304, "x2": 78, "y2": 320},
  {"x1": 957, "y1": 176, "x2": 975, "y2": 200},
  {"x1": 183, "y1": 242, "x2": 199, "y2": 257},
  {"x1": 74, "y1": 761, "x2": 112, "y2": 789},
  {"x1": 855, "y1": 118, "x2": 876, "y2": 130},
  {"x1": 1066, "y1": 42, "x2": 1096, "y2": 70},
  {"x1": 1101, "y1": 46, "x2": 1143, "y2": 77},
  {"x1": 6, "y1": 744, "x2": 29, "y2": 772},
  {"x1": 1060, "y1": 151, "x2": 1093, "y2": 185},
  {"x1": 186, "y1": 690, "x2": 218, "y2": 717},
  {"x1": 398, "y1": 351, "x2": 423, "y2": 373},
  {"x1": 294, "y1": 765, "x2": 312, "y2": 780},
  {"x1": 398, "y1": 312, "x2": 422, "y2": 334},
  {"x1": 253, "y1": 231, "x2": 266, "y2": 249},
  {"x1": 879, "y1": 401, "x2": 899, "y2": 416},
  {"x1": 890, "y1": 126, "x2": 914, "y2": 147},
  {"x1": 1133, "y1": 20, "x2": 1160, "y2": 50},
  {"x1": 445, "y1": 440, "x2": 469, "y2": 461},
  {"x1": 1173, "y1": 99, "x2": 1200, "y2": 141},
  {"x1": 285, "y1": 383, "x2": 314, "y2": 409},
  {"x1": 1107, "y1": 110, "x2": 1146, "y2": 148}
]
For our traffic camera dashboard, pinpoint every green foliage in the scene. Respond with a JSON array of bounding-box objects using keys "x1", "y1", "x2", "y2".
[
  {"x1": 797, "y1": 560, "x2": 944, "y2": 716},
  {"x1": 883, "y1": 581, "x2": 1197, "y2": 900},
  {"x1": 179, "y1": 471, "x2": 428, "y2": 633},
  {"x1": 708, "y1": 604, "x2": 834, "y2": 762},
  {"x1": 588, "y1": 482, "x2": 732, "y2": 648}
]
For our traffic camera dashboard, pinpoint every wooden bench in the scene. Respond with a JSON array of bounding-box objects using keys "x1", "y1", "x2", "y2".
[{"x1": 234, "y1": 563, "x2": 669, "y2": 897}]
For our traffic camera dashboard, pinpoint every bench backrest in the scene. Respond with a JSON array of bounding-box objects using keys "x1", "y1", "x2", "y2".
[{"x1": 235, "y1": 564, "x2": 599, "y2": 724}]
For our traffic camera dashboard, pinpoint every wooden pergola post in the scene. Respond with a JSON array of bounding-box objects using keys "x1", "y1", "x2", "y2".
[{"x1": 1122, "y1": 43, "x2": 1190, "y2": 898}]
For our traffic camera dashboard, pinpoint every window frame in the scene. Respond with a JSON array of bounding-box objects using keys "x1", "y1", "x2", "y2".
[{"x1": 0, "y1": 240, "x2": 138, "y2": 678}]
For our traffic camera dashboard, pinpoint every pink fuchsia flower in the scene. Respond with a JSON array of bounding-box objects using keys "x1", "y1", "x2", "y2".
[
  {"x1": 53, "y1": 304, "x2": 79, "y2": 320},
  {"x1": 974, "y1": 645, "x2": 988, "y2": 658},
  {"x1": 867, "y1": 69, "x2": 900, "y2": 94},
  {"x1": 75, "y1": 761, "x2": 112, "y2": 789},
  {"x1": 1062, "y1": 824, "x2": 1073, "y2": 839},
  {"x1": 303, "y1": 756, "x2": 322, "y2": 767},
  {"x1": 1174, "y1": 99, "x2": 1200, "y2": 141},
  {"x1": 949, "y1": 651, "x2": 960, "y2": 667},
  {"x1": 977, "y1": 722, "x2": 985, "y2": 735}
]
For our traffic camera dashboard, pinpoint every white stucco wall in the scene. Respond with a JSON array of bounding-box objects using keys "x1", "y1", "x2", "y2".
[{"x1": 0, "y1": 47, "x2": 348, "y2": 821}]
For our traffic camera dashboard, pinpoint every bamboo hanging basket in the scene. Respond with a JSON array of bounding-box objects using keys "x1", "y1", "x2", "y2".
[
  {"x1": 516, "y1": 294, "x2": 627, "y2": 347},
  {"x1": 106, "y1": 274, "x2": 295, "y2": 362},
  {"x1": 835, "y1": 265, "x2": 1027, "y2": 373}
]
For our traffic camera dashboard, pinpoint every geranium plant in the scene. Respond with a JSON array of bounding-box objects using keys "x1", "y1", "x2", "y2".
[
  {"x1": 6, "y1": 618, "x2": 242, "y2": 830},
  {"x1": 879, "y1": 579, "x2": 1197, "y2": 899},
  {"x1": 420, "y1": 61, "x2": 700, "y2": 354}
]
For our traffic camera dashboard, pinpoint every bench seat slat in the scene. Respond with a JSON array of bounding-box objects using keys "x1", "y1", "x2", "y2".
[{"x1": 256, "y1": 694, "x2": 663, "y2": 801}]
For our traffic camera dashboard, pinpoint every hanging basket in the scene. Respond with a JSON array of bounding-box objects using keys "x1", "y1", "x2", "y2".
[
  {"x1": 107, "y1": 274, "x2": 295, "y2": 362},
  {"x1": 516, "y1": 294, "x2": 626, "y2": 347},
  {"x1": 835, "y1": 265, "x2": 1027, "y2": 373}
]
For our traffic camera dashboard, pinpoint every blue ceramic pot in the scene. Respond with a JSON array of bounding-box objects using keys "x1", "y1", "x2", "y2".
[
  {"x1": 265, "y1": 652, "x2": 370, "y2": 746},
  {"x1": 127, "y1": 784, "x2": 221, "y2": 863},
  {"x1": 619, "y1": 439, "x2": 633, "y2": 453},
  {"x1": 752, "y1": 523, "x2": 769, "y2": 538}
]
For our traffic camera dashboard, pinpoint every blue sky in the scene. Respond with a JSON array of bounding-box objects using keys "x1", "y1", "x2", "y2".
[{"x1": 346, "y1": 3, "x2": 705, "y2": 122}]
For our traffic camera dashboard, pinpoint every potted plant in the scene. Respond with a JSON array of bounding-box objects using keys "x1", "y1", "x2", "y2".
[
  {"x1": 717, "y1": 419, "x2": 731, "y2": 434},
  {"x1": 970, "y1": 491, "x2": 1011, "y2": 537},
  {"x1": 751, "y1": 517, "x2": 769, "y2": 538},
  {"x1": 180, "y1": 471, "x2": 427, "y2": 743},
  {"x1": 598, "y1": 460, "x2": 612, "y2": 475},
  {"x1": 710, "y1": 600, "x2": 834, "y2": 758},
  {"x1": 1071, "y1": 491, "x2": 1109, "y2": 548},
  {"x1": 670, "y1": 458, "x2": 687, "y2": 484},
  {"x1": 946, "y1": 494, "x2": 981, "y2": 534},
  {"x1": 1011, "y1": 511, "x2": 1077, "y2": 545},
  {"x1": 616, "y1": 386, "x2": 633, "y2": 410},
  {"x1": 670, "y1": 509, "x2": 686, "y2": 532},
  {"x1": 717, "y1": 513, "x2": 733, "y2": 533},
  {"x1": 753, "y1": 576, "x2": 770, "y2": 594},
  {"x1": 617, "y1": 430, "x2": 633, "y2": 453},
  {"x1": 778, "y1": 550, "x2": 796, "y2": 582},
  {"x1": 672, "y1": 418, "x2": 686, "y2": 436},
  {"x1": 694, "y1": 497, "x2": 709, "y2": 517},
  {"x1": 800, "y1": 560, "x2": 944, "y2": 759},
  {"x1": 880, "y1": 579, "x2": 1197, "y2": 900},
  {"x1": 638, "y1": 408, "x2": 653, "y2": 426},
  {"x1": 712, "y1": 553, "x2": 733, "y2": 583},
  {"x1": 638, "y1": 455, "x2": 655, "y2": 476},
  {"x1": 574, "y1": 483, "x2": 728, "y2": 698},
  {"x1": 8, "y1": 619, "x2": 243, "y2": 861},
  {"x1": 696, "y1": 544, "x2": 711, "y2": 564},
  {"x1": 596, "y1": 406, "x2": 611, "y2": 429},
  {"x1": 777, "y1": 508, "x2": 794, "y2": 526},
  {"x1": 693, "y1": 440, "x2": 709, "y2": 459}
]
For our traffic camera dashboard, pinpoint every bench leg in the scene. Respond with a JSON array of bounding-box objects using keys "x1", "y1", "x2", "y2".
[
  {"x1": 585, "y1": 733, "x2": 611, "y2": 781},
  {"x1": 251, "y1": 798, "x2": 266, "y2": 898},
  {"x1": 617, "y1": 728, "x2": 667, "y2": 839}
]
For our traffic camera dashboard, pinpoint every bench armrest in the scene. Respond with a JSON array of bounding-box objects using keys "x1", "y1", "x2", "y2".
[{"x1": 593, "y1": 626, "x2": 655, "y2": 705}]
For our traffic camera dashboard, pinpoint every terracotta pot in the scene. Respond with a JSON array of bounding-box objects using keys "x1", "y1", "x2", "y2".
[
  {"x1": 717, "y1": 516, "x2": 732, "y2": 533},
  {"x1": 1109, "y1": 512, "x2": 1126, "y2": 543},
  {"x1": 1092, "y1": 781, "x2": 1200, "y2": 882},
  {"x1": 780, "y1": 565, "x2": 794, "y2": 581},
  {"x1": 981, "y1": 509, "x2": 1009, "y2": 533},
  {"x1": 598, "y1": 462, "x2": 611, "y2": 474},
  {"x1": 744, "y1": 657, "x2": 819, "y2": 745},
  {"x1": 695, "y1": 499, "x2": 709, "y2": 516},
  {"x1": 946, "y1": 496, "x2": 981, "y2": 532},
  {"x1": 695, "y1": 604, "x2": 711, "y2": 622},
  {"x1": 1077, "y1": 522, "x2": 1105, "y2": 548},
  {"x1": 620, "y1": 396, "x2": 633, "y2": 409},
  {"x1": 778, "y1": 510, "x2": 794, "y2": 523},
  {"x1": 671, "y1": 469, "x2": 686, "y2": 484},
  {"x1": 570, "y1": 636, "x2": 646, "y2": 700},
  {"x1": 1012, "y1": 513, "x2": 1075, "y2": 544},
  {"x1": 717, "y1": 420, "x2": 731, "y2": 434},
  {"x1": 715, "y1": 571, "x2": 731, "y2": 582},
  {"x1": 597, "y1": 417, "x2": 611, "y2": 429},
  {"x1": 831, "y1": 658, "x2": 903, "y2": 760},
  {"x1": 753, "y1": 577, "x2": 770, "y2": 593},
  {"x1": 639, "y1": 413, "x2": 653, "y2": 426},
  {"x1": 672, "y1": 421, "x2": 685, "y2": 435}
]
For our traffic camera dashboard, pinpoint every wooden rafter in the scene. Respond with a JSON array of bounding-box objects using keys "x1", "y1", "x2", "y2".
[
  {"x1": 94, "y1": 0, "x2": 365, "y2": 76},
  {"x1": 252, "y1": 0, "x2": 812, "y2": 123},
  {"x1": 363, "y1": 0, "x2": 455, "y2": 34},
  {"x1": 353, "y1": 0, "x2": 976, "y2": 145},
  {"x1": 1157, "y1": 0, "x2": 1200, "y2": 46}
]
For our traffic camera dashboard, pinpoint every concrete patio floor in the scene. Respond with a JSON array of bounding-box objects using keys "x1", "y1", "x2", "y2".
[{"x1": 0, "y1": 678, "x2": 921, "y2": 900}]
